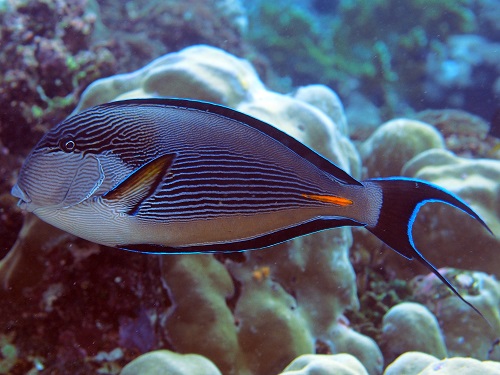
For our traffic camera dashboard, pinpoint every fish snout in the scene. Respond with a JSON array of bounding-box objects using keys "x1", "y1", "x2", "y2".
[{"x1": 11, "y1": 183, "x2": 32, "y2": 209}]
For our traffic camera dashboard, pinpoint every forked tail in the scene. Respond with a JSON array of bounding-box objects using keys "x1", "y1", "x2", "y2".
[{"x1": 365, "y1": 177, "x2": 493, "y2": 322}]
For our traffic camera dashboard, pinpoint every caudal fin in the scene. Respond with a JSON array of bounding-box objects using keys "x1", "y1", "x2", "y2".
[{"x1": 365, "y1": 177, "x2": 493, "y2": 322}]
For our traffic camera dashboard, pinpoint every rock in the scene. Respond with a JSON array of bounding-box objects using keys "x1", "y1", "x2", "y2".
[
  {"x1": 293, "y1": 84, "x2": 348, "y2": 136},
  {"x1": 410, "y1": 269, "x2": 500, "y2": 360}
]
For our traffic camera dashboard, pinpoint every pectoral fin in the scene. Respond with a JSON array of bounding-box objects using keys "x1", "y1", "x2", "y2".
[{"x1": 103, "y1": 153, "x2": 176, "y2": 215}]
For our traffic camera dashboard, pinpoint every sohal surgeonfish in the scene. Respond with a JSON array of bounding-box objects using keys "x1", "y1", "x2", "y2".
[{"x1": 12, "y1": 98, "x2": 493, "y2": 319}]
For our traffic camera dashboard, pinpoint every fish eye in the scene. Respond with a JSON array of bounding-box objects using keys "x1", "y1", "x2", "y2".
[{"x1": 59, "y1": 137, "x2": 76, "y2": 153}]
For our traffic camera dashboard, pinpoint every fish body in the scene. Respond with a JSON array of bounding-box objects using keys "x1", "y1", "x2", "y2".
[
  {"x1": 12, "y1": 98, "x2": 493, "y2": 318},
  {"x1": 13, "y1": 99, "x2": 380, "y2": 252}
]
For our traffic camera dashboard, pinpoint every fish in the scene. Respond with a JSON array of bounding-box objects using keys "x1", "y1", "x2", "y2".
[{"x1": 11, "y1": 98, "x2": 493, "y2": 319}]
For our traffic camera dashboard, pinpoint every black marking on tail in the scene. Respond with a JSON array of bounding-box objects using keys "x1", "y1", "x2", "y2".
[{"x1": 366, "y1": 177, "x2": 493, "y2": 324}]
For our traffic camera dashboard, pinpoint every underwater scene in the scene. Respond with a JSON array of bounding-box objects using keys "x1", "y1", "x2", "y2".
[{"x1": 1, "y1": 0, "x2": 500, "y2": 374}]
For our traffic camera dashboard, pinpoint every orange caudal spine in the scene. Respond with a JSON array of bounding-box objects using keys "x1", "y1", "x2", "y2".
[{"x1": 301, "y1": 193, "x2": 353, "y2": 206}]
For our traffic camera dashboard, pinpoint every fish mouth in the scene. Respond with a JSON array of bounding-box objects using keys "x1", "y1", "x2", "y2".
[{"x1": 11, "y1": 184, "x2": 32, "y2": 209}]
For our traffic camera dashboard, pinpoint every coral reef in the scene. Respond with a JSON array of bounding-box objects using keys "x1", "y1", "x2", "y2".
[
  {"x1": 0, "y1": 0, "x2": 116, "y2": 156},
  {"x1": 412, "y1": 109, "x2": 498, "y2": 159},
  {"x1": 1, "y1": 45, "x2": 384, "y2": 374},
  {"x1": 96, "y1": 0, "x2": 248, "y2": 72},
  {"x1": 73, "y1": 44, "x2": 265, "y2": 111},
  {"x1": 380, "y1": 302, "x2": 447, "y2": 365},
  {"x1": 2, "y1": 16, "x2": 500, "y2": 370},
  {"x1": 328, "y1": 324, "x2": 383, "y2": 375},
  {"x1": 248, "y1": 0, "x2": 486, "y2": 117}
]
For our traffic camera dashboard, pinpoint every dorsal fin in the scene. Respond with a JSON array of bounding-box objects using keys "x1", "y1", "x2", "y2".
[{"x1": 103, "y1": 153, "x2": 175, "y2": 215}]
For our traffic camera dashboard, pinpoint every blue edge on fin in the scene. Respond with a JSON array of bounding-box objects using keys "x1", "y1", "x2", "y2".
[
  {"x1": 367, "y1": 177, "x2": 494, "y2": 327},
  {"x1": 119, "y1": 174, "x2": 494, "y2": 326},
  {"x1": 101, "y1": 99, "x2": 494, "y2": 327}
]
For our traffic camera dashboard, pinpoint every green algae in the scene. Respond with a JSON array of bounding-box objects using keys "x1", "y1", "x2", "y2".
[{"x1": 0, "y1": 333, "x2": 17, "y2": 374}]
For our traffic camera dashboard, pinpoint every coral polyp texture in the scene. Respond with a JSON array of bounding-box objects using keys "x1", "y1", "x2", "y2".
[
  {"x1": 2, "y1": 45, "x2": 500, "y2": 375},
  {"x1": 0, "y1": 0, "x2": 116, "y2": 155}
]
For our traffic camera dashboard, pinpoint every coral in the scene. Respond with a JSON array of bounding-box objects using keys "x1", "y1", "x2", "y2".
[
  {"x1": 0, "y1": 0, "x2": 116, "y2": 156},
  {"x1": 401, "y1": 149, "x2": 500, "y2": 276},
  {"x1": 248, "y1": 0, "x2": 479, "y2": 116},
  {"x1": 96, "y1": 0, "x2": 247, "y2": 71},
  {"x1": 73, "y1": 44, "x2": 265, "y2": 111},
  {"x1": 2, "y1": 46, "x2": 379, "y2": 374},
  {"x1": 0, "y1": 214, "x2": 71, "y2": 290},
  {"x1": 344, "y1": 235, "x2": 415, "y2": 343},
  {"x1": 385, "y1": 354, "x2": 500, "y2": 375},
  {"x1": 0, "y1": 0, "x2": 247, "y2": 159},
  {"x1": 327, "y1": 324, "x2": 383, "y2": 375},
  {"x1": 424, "y1": 34, "x2": 500, "y2": 116},
  {"x1": 0, "y1": 217, "x2": 170, "y2": 373},
  {"x1": 384, "y1": 352, "x2": 439, "y2": 375},
  {"x1": 279, "y1": 354, "x2": 369, "y2": 375},
  {"x1": 412, "y1": 109, "x2": 497, "y2": 159},
  {"x1": 120, "y1": 350, "x2": 222, "y2": 375},
  {"x1": 380, "y1": 303, "x2": 447, "y2": 365},
  {"x1": 410, "y1": 268, "x2": 500, "y2": 360},
  {"x1": 359, "y1": 119, "x2": 444, "y2": 178},
  {"x1": 293, "y1": 85, "x2": 348, "y2": 136}
]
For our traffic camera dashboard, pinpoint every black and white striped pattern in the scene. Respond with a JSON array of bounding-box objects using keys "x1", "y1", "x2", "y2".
[
  {"x1": 138, "y1": 148, "x2": 335, "y2": 222},
  {"x1": 33, "y1": 99, "x2": 358, "y2": 223}
]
